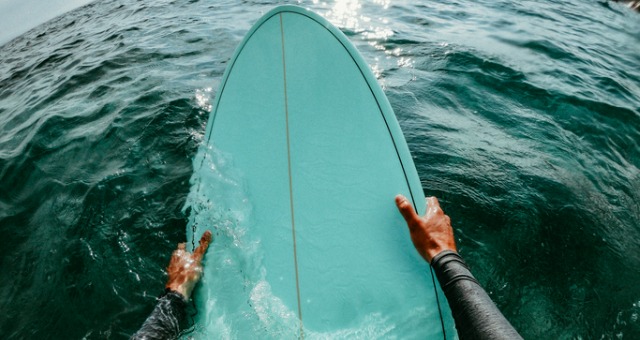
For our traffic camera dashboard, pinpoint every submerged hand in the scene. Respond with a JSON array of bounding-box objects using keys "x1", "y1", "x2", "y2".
[
  {"x1": 165, "y1": 231, "x2": 212, "y2": 299},
  {"x1": 395, "y1": 195, "x2": 457, "y2": 263}
]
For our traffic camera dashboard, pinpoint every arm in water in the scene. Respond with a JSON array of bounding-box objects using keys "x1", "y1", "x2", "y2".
[
  {"x1": 131, "y1": 231, "x2": 212, "y2": 340},
  {"x1": 395, "y1": 195, "x2": 522, "y2": 340}
]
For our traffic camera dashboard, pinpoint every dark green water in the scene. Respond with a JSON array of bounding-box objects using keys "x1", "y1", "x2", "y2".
[{"x1": 1, "y1": 0, "x2": 639, "y2": 338}]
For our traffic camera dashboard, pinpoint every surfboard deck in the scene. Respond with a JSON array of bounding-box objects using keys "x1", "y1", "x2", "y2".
[{"x1": 185, "y1": 5, "x2": 456, "y2": 338}]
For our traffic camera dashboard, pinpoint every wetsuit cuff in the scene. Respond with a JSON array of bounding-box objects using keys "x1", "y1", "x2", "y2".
[
  {"x1": 161, "y1": 288, "x2": 188, "y2": 303},
  {"x1": 430, "y1": 250, "x2": 480, "y2": 293}
]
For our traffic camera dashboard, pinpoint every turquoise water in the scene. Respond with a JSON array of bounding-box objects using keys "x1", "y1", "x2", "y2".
[{"x1": 0, "y1": 0, "x2": 639, "y2": 338}]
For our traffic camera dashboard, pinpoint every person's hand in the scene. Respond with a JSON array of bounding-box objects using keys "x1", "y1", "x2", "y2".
[
  {"x1": 165, "y1": 230, "x2": 212, "y2": 299},
  {"x1": 395, "y1": 195, "x2": 457, "y2": 263}
]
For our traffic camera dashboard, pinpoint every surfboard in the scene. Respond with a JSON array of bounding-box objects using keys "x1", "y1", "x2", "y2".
[{"x1": 185, "y1": 5, "x2": 456, "y2": 338}]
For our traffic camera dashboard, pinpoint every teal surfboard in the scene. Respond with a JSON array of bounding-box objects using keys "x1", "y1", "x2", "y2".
[{"x1": 185, "y1": 5, "x2": 456, "y2": 338}]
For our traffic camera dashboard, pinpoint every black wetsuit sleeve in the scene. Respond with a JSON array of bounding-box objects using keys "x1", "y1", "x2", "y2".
[
  {"x1": 131, "y1": 290, "x2": 187, "y2": 340},
  {"x1": 431, "y1": 250, "x2": 522, "y2": 340}
]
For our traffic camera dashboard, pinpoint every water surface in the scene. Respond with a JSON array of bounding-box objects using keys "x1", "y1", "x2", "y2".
[{"x1": 1, "y1": 0, "x2": 639, "y2": 338}]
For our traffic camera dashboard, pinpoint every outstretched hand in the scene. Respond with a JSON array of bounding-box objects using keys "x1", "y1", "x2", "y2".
[
  {"x1": 395, "y1": 195, "x2": 457, "y2": 263},
  {"x1": 165, "y1": 230, "x2": 212, "y2": 299}
]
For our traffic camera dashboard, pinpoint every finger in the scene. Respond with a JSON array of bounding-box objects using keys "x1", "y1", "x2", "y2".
[
  {"x1": 426, "y1": 196, "x2": 442, "y2": 215},
  {"x1": 171, "y1": 243, "x2": 186, "y2": 262},
  {"x1": 193, "y1": 230, "x2": 212, "y2": 261},
  {"x1": 168, "y1": 249, "x2": 183, "y2": 271},
  {"x1": 395, "y1": 194, "x2": 419, "y2": 224}
]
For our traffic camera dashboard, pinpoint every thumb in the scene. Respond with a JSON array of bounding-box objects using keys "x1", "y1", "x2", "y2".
[
  {"x1": 193, "y1": 230, "x2": 212, "y2": 262},
  {"x1": 395, "y1": 194, "x2": 419, "y2": 224}
]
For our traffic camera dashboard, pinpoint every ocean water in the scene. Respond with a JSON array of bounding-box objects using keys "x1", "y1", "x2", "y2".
[{"x1": 0, "y1": 0, "x2": 639, "y2": 339}]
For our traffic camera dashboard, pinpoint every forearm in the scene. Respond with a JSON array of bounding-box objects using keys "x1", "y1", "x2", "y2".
[
  {"x1": 431, "y1": 251, "x2": 522, "y2": 340},
  {"x1": 131, "y1": 290, "x2": 187, "y2": 340}
]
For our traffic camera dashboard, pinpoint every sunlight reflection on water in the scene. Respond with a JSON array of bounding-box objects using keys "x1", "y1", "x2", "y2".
[{"x1": 310, "y1": 0, "x2": 414, "y2": 87}]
